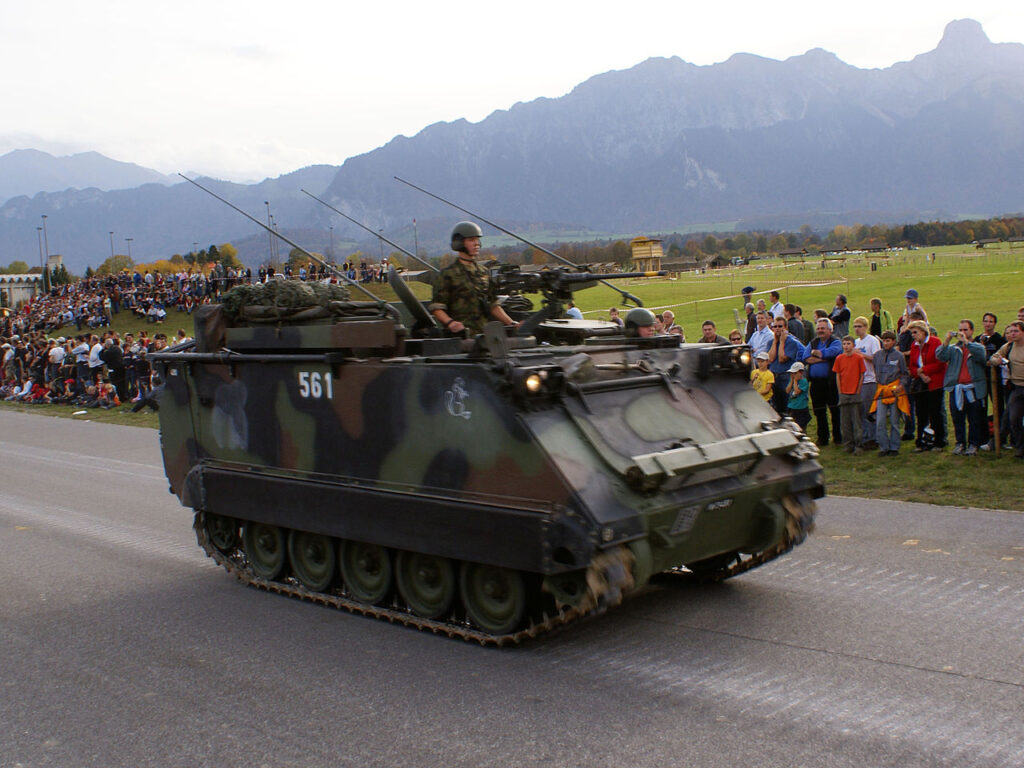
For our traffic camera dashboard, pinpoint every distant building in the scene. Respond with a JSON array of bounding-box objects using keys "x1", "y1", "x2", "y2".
[
  {"x1": 630, "y1": 236, "x2": 663, "y2": 272},
  {"x1": 0, "y1": 274, "x2": 43, "y2": 308}
]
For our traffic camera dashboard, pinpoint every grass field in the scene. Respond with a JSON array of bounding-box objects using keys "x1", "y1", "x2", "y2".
[{"x1": 569, "y1": 244, "x2": 1024, "y2": 337}]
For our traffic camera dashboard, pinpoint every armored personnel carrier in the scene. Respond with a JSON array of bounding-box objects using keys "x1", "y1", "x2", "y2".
[{"x1": 152, "y1": 272, "x2": 823, "y2": 645}]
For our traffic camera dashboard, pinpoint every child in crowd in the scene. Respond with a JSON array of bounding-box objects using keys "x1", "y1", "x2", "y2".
[
  {"x1": 786, "y1": 361, "x2": 810, "y2": 431},
  {"x1": 833, "y1": 335, "x2": 866, "y2": 453},
  {"x1": 751, "y1": 351, "x2": 774, "y2": 403},
  {"x1": 871, "y1": 331, "x2": 910, "y2": 456}
]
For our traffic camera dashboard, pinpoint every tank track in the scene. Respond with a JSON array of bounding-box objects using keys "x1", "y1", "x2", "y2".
[
  {"x1": 192, "y1": 511, "x2": 631, "y2": 646},
  {"x1": 665, "y1": 493, "x2": 818, "y2": 583},
  {"x1": 193, "y1": 494, "x2": 815, "y2": 644}
]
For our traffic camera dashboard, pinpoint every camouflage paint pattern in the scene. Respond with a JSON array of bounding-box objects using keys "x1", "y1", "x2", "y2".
[{"x1": 155, "y1": 309, "x2": 824, "y2": 588}]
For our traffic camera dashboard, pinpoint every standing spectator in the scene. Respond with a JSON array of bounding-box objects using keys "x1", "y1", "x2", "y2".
[
  {"x1": 976, "y1": 312, "x2": 1006, "y2": 450},
  {"x1": 833, "y1": 336, "x2": 866, "y2": 454},
  {"x1": 100, "y1": 337, "x2": 126, "y2": 401},
  {"x1": 871, "y1": 331, "x2": 910, "y2": 456},
  {"x1": 869, "y1": 298, "x2": 894, "y2": 337},
  {"x1": 907, "y1": 320, "x2": 947, "y2": 452},
  {"x1": 900, "y1": 289, "x2": 928, "y2": 329},
  {"x1": 988, "y1": 321, "x2": 1024, "y2": 459},
  {"x1": 852, "y1": 317, "x2": 881, "y2": 446},
  {"x1": 829, "y1": 294, "x2": 851, "y2": 339},
  {"x1": 748, "y1": 311, "x2": 773, "y2": 356},
  {"x1": 751, "y1": 352, "x2": 774, "y2": 403},
  {"x1": 795, "y1": 306, "x2": 814, "y2": 344},
  {"x1": 936, "y1": 319, "x2": 987, "y2": 456},
  {"x1": 662, "y1": 310, "x2": 684, "y2": 338},
  {"x1": 728, "y1": 329, "x2": 743, "y2": 345},
  {"x1": 783, "y1": 304, "x2": 803, "y2": 342},
  {"x1": 71, "y1": 336, "x2": 91, "y2": 389},
  {"x1": 87, "y1": 334, "x2": 104, "y2": 385},
  {"x1": 741, "y1": 286, "x2": 756, "y2": 311},
  {"x1": 768, "y1": 316, "x2": 804, "y2": 416},
  {"x1": 897, "y1": 308, "x2": 926, "y2": 440},
  {"x1": 804, "y1": 318, "x2": 843, "y2": 446},
  {"x1": 786, "y1": 361, "x2": 810, "y2": 431},
  {"x1": 742, "y1": 303, "x2": 757, "y2": 341},
  {"x1": 699, "y1": 320, "x2": 728, "y2": 345},
  {"x1": 768, "y1": 291, "x2": 784, "y2": 320}
]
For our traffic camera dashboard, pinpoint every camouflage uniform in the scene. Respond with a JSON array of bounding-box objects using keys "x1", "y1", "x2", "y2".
[{"x1": 429, "y1": 259, "x2": 497, "y2": 335}]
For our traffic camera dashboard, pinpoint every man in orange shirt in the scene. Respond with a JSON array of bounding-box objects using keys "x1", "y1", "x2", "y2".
[{"x1": 833, "y1": 335, "x2": 866, "y2": 454}]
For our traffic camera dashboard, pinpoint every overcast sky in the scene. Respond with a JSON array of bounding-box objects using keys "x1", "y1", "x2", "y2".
[{"x1": 1, "y1": 1, "x2": 1021, "y2": 183}]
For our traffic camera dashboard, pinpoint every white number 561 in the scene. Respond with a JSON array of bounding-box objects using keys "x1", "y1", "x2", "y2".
[{"x1": 297, "y1": 371, "x2": 333, "y2": 399}]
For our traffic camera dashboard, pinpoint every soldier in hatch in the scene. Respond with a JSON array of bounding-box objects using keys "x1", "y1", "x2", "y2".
[
  {"x1": 429, "y1": 222, "x2": 518, "y2": 335},
  {"x1": 624, "y1": 308, "x2": 658, "y2": 338}
]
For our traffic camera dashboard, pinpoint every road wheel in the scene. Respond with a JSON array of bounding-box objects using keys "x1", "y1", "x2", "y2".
[
  {"x1": 395, "y1": 551, "x2": 456, "y2": 619},
  {"x1": 339, "y1": 540, "x2": 392, "y2": 605},
  {"x1": 460, "y1": 562, "x2": 526, "y2": 634},
  {"x1": 243, "y1": 522, "x2": 286, "y2": 580},
  {"x1": 205, "y1": 513, "x2": 238, "y2": 552},
  {"x1": 288, "y1": 530, "x2": 336, "y2": 592}
]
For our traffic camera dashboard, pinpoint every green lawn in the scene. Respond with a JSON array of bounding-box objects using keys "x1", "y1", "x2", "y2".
[{"x1": 569, "y1": 245, "x2": 1023, "y2": 336}]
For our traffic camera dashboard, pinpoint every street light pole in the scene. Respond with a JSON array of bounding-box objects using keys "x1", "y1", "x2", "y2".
[
  {"x1": 378, "y1": 228, "x2": 384, "y2": 261},
  {"x1": 329, "y1": 225, "x2": 334, "y2": 261},
  {"x1": 109, "y1": 231, "x2": 115, "y2": 259},
  {"x1": 126, "y1": 237, "x2": 133, "y2": 261},
  {"x1": 36, "y1": 227, "x2": 45, "y2": 293},
  {"x1": 265, "y1": 201, "x2": 274, "y2": 263},
  {"x1": 40, "y1": 215, "x2": 51, "y2": 291}
]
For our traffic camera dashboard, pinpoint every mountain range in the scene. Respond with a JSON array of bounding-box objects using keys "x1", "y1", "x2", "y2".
[
  {"x1": 2, "y1": 18, "x2": 1022, "y2": 275},
  {"x1": 0, "y1": 149, "x2": 176, "y2": 204}
]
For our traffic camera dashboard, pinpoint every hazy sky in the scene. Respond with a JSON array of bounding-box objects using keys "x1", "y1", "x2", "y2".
[{"x1": 2, "y1": 1, "x2": 1021, "y2": 182}]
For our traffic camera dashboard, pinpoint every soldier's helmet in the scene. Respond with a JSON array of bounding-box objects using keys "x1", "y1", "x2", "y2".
[
  {"x1": 624, "y1": 307, "x2": 656, "y2": 336},
  {"x1": 451, "y1": 221, "x2": 484, "y2": 253}
]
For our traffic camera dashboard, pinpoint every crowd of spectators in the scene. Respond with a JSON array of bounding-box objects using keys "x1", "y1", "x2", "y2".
[
  {"x1": 1, "y1": 327, "x2": 175, "y2": 411},
  {"x1": 737, "y1": 288, "x2": 1024, "y2": 459},
  {"x1": 0, "y1": 267, "x2": 228, "y2": 410}
]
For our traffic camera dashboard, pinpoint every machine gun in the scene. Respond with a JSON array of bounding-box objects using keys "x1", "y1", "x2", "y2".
[{"x1": 492, "y1": 265, "x2": 666, "y2": 337}]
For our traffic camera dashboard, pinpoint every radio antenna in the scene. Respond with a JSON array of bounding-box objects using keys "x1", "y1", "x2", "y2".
[{"x1": 178, "y1": 174, "x2": 384, "y2": 305}]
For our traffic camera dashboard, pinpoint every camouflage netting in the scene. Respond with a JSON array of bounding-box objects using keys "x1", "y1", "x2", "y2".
[{"x1": 220, "y1": 280, "x2": 357, "y2": 324}]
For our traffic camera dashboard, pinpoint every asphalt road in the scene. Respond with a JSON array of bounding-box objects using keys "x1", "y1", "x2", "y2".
[{"x1": 1, "y1": 409, "x2": 1022, "y2": 768}]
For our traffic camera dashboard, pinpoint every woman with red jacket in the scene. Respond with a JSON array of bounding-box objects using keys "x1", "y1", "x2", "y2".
[{"x1": 907, "y1": 320, "x2": 948, "y2": 451}]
